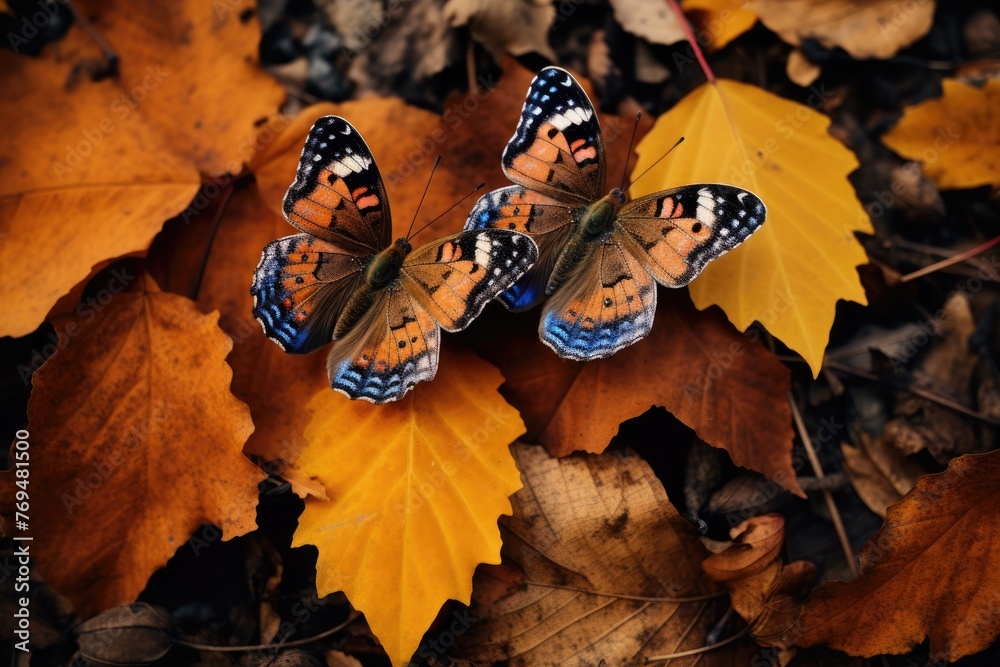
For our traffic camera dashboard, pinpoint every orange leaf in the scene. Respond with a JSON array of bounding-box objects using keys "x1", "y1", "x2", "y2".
[
  {"x1": 0, "y1": 26, "x2": 200, "y2": 338},
  {"x1": 882, "y1": 79, "x2": 1000, "y2": 190},
  {"x1": 791, "y1": 450, "x2": 1000, "y2": 661},
  {"x1": 467, "y1": 292, "x2": 803, "y2": 496},
  {"x1": 702, "y1": 514, "x2": 815, "y2": 647},
  {"x1": 0, "y1": 274, "x2": 264, "y2": 616},
  {"x1": 683, "y1": 0, "x2": 758, "y2": 50},
  {"x1": 73, "y1": 0, "x2": 286, "y2": 177},
  {"x1": 291, "y1": 346, "x2": 524, "y2": 667}
]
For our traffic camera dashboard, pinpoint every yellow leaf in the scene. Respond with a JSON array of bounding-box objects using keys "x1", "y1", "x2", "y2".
[
  {"x1": 882, "y1": 79, "x2": 1000, "y2": 190},
  {"x1": 291, "y1": 346, "x2": 525, "y2": 667},
  {"x1": 632, "y1": 80, "x2": 872, "y2": 375},
  {"x1": 683, "y1": 0, "x2": 758, "y2": 50}
]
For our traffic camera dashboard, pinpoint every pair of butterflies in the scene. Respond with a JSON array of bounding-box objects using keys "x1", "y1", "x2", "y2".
[{"x1": 251, "y1": 66, "x2": 766, "y2": 404}]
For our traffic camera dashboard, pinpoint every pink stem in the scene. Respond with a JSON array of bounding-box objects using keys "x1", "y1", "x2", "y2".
[{"x1": 664, "y1": 0, "x2": 716, "y2": 84}]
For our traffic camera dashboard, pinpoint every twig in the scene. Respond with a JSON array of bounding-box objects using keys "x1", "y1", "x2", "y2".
[
  {"x1": 645, "y1": 625, "x2": 749, "y2": 662},
  {"x1": 174, "y1": 611, "x2": 361, "y2": 652},
  {"x1": 788, "y1": 392, "x2": 860, "y2": 579},
  {"x1": 797, "y1": 472, "x2": 848, "y2": 492},
  {"x1": 66, "y1": 0, "x2": 118, "y2": 74},
  {"x1": 900, "y1": 234, "x2": 1000, "y2": 283}
]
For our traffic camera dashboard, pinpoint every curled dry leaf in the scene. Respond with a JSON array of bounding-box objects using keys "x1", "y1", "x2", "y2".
[
  {"x1": 445, "y1": 0, "x2": 556, "y2": 60},
  {"x1": 454, "y1": 444, "x2": 722, "y2": 666},
  {"x1": 467, "y1": 292, "x2": 803, "y2": 496},
  {"x1": 746, "y1": 0, "x2": 936, "y2": 59},
  {"x1": 882, "y1": 79, "x2": 1000, "y2": 189},
  {"x1": 0, "y1": 275, "x2": 265, "y2": 616},
  {"x1": 75, "y1": 603, "x2": 174, "y2": 666},
  {"x1": 290, "y1": 346, "x2": 524, "y2": 667},
  {"x1": 632, "y1": 80, "x2": 872, "y2": 375},
  {"x1": 702, "y1": 514, "x2": 815, "y2": 648},
  {"x1": 791, "y1": 450, "x2": 1000, "y2": 661}
]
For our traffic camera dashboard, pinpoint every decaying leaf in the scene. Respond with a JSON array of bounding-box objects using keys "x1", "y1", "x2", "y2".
[
  {"x1": 445, "y1": 0, "x2": 556, "y2": 60},
  {"x1": 841, "y1": 434, "x2": 925, "y2": 518},
  {"x1": 882, "y1": 78, "x2": 1000, "y2": 189},
  {"x1": 291, "y1": 346, "x2": 524, "y2": 667},
  {"x1": 468, "y1": 292, "x2": 803, "y2": 496},
  {"x1": 0, "y1": 26, "x2": 199, "y2": 338},
  {"x1": 747, "y1": 0, "x2": 936, "y2": 59},
  {"x1": 0, "y1": 274, "x2": 264, "y2": 616},
  {"x1": 609, "y1": 0, "x2": 686, "y2": 45},
  {"x1": 454, "y1": 444, "x2": 721, "y2": 666},
  {"x1": 632, "y1": 79, "x2": 872, "y2": 375},
  {"x1": 702, "y1": 514, "x2": 815, "y2": 648},
  {"x1": 792, "y1": 450, "x2": 1000, "y2": 661}
]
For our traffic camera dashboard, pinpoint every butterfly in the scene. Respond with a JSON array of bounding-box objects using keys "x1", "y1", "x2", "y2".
[
  {"x1": 251, "y1": 116, "x2": 538, "y2": 403},
  {"x1": 465, "y1": 66, "x2": 766, "y2": 361}
]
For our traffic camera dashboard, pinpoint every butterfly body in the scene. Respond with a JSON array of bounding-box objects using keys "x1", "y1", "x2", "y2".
[
  {"x1": 252, "y1": 116, "x2": 538, "y2": 403},
  {"x1": 465, "y1": 66, "x2": 766, "y2": 361}
]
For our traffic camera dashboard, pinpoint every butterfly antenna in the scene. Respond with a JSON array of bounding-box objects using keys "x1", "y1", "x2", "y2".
[
  {"x1": 621, "y1": 136, "x2": 685, "y2": 196},
  {"x1": 618, "y1": 112, "x2": 642, "y2": 191},
  {"x1": 408, "y1": 182, "x2": 487, "y2": 241},
  {"x1": 405, "y1": 155, "x2": 443, "y2": 240}
]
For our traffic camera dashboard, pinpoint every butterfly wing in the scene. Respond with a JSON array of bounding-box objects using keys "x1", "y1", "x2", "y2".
[
  {"x1": 282, "y1": 116, "x2": 391, "y2": 254},
  {"x1": 252, "y1": 234, "x2": 366, "y2": 354},
  {"x1": 539, "y1": 238, "x2": 657, "y2": 361},
  {"x1": 464, "y1": 185, "x2": 578, "y2": 311},
  {"x1": 327, "y1": 286, "x2": 440, "y2": 404},
  {"x1": 615, "y1": 184, "x2": 766, "y2": 287},
  {"x1": 502, "y1": 66, "x2": 606, "y2": 204},
  {"x1": 399, "y1": 228, "x2": 539, "y2": 331}
]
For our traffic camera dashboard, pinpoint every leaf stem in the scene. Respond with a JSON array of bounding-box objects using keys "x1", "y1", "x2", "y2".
[
  {"x1": 788, "y1": 391, "x2": 861, "y2": 579},
  {"x1": 664, "y1": 0, "x2": 716, "y2": 84}
]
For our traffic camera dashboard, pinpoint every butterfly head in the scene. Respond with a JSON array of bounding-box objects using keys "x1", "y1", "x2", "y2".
[
  {"x1": 609, "y1": 188, "x2": 626, "y2": 206},
  {"x1": 365, "y1": 238, "x2": 411, "y2": 290}
]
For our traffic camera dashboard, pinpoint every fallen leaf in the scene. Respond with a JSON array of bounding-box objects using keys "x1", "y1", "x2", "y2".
[
  {"x1": 702, "y1": 514, "x2": 815, "y2": 648},
  {"x1": 0, "y1": 274, "x2": 264, "y2": 615},
  {"x1": 74, "y1": 0, "x2": 286, "y2": 176},
  {"x1": 146, "y1": 183, "x2": 330, "y2": 478},
  {"x1": 454, "y1": 444, "x2": 722, "y2": 666},
  {"x1": 632, "y1": 79, "x2": 872, "y2": 375},
  {"x1": 841, "y1": 434, "x2": 925, "y2": 518},
  {"x1": 290, "y1": 345, "x2": 524, "y2": 667},
  {"x1": 791, "y1": 450, "x2": 1000, "y2": 661},
  {"x1": 882, "y1": 79, "x2": 1000, "y2": 189},
  {"x1": 747, "y1": 0, "x2": 935, "y2": 59},
  {"x1": 683, "y1": 0, "x2": 759, "y2": 50},
  {"x1": 445, "y1": 0, "x2": 556, "y2": 60},
  {"x1": 467, "y1": 292, "x2": 803, "y2": 495},
  {"x1": 786, "y1": 48, "x2": 821, "y2": 87},
  {"x1": 609, "y1": 0, "x2": 686, "y2": 45},
  {"x1": 0, "y1": 25, "x2": 200, "y2": 338}
]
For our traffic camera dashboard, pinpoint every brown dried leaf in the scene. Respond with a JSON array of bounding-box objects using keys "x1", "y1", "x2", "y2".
[
  {"x1": 791, "y1": 450, "x2": 1000, "y2": 661},
  {"x1": 454, "y1": 444, "x2": 721, "y2": 666}
]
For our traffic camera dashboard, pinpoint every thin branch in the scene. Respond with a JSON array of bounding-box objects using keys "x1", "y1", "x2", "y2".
[
  {"x1": 900, "y1": 234, "x2": 1000, "y2": 283},
  {"x1": 663, "y1": 0, "x2": 716, "y2": 84},
  {"x1": 788, "y1": 392, "x2": 860, "y2": 579}
]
